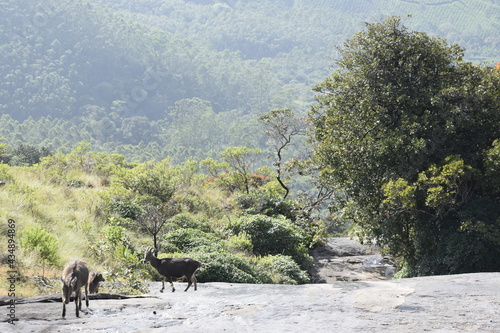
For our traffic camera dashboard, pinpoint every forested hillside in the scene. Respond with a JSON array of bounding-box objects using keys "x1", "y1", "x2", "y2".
[{"x1": 1, "y1": 0, "x2": 499, "y2": 162}]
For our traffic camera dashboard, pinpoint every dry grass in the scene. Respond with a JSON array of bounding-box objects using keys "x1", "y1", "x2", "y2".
[{"x1": 0, "y1": 166, "x2": 110, "y2": 296}]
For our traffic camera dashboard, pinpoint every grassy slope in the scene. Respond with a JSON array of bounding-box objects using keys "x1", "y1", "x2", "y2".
[{"x1": 0, "y1": 167, "x2": 110, "y2": 296}]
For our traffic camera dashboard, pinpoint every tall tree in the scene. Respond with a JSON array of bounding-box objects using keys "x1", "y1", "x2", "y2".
[
  {"x1": 221, "y1": 146, "x2": 261, "y2": 194},
  {"x1": 258, "y1": 108, "x2": 306, "y2": 199},
  {"x1": 310, "y1": 17, "x2": 500, "y2": 277},
  {"x1": 139, "y1": 201, "x2": 180, "y2": 254}
]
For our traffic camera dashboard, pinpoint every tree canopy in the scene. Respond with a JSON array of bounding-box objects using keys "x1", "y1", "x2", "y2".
[
  {"x1": 310, "y1": 17, "x2": 500, "y2": 277},
  {"x1": 1, "y1": 1, "x2": 499, "y2": 162}
]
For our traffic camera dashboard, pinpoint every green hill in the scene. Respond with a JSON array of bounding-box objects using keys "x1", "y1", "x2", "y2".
[{"x1": 0, "y1": 0, "x2": 498, "y2": 161}]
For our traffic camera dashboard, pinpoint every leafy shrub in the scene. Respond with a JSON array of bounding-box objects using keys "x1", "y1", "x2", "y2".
[
  {"x1": 189, "y1": 251, "x2": 260, "y2": 283},
  {"x1": 415, "y1": 228, "x2": 500, "y2": 277},
  {"x1": 110, "y1": 198, "x2": 144, "y2": 219},
  {"x1": 235, "y1": 192, "x2": 296, "y2": 220},
  {"x1": 88, "y1": 219, "x2": 148, "y2": 294},
  {"x1": 116, "y1": 160, "x2": 179, "y2": 202},
  {"x1": 19, "y1": 225, "x2": 60, "y2": 266},
  {"x1": 232, "y1": 215, "x2": 298, "y2": 255},
  {"x1": 89, "y1": 218, "x2": 130, "y2": 261},
  {"x1": 162, "y1": 228, "x2": 222, "y2": 253},
  {"x1": 231, "y1": 214, "x2": 313, "y2": 270},
  {"x1": 103, "y1": 223, "x2": 127, "y2": 247},
  {"x1": 107, "y1": 245, "x2": 148, "y2": 294},
  {"x1": 256, "y1": 255, "x2": 310, "y2": 284},
  {"x1": 225, "y1": 233, "x2": 253, "y2": 254},
  {"x1": 484, "y1": 139, "x2": 500, "y2": 194},
  {"x1": 393, "y1": 193, "x2": 500, "y2": 277},
  {"x1": 0, "y1": 163, "x2": 12, "y2": 181},
  {"x1": 175, "y1": 189, "x2": 215, "y2": 215},
  {"x1": 164, "y1": 213, "x2": 212, "y2": 232},
  {"x1": 8, "y1": 144, "x2": 52, "y2": 166}
]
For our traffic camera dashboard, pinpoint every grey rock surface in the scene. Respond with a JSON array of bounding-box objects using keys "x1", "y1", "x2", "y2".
[
  {"x1": 310, "y1": 237, "x2": 395, "y2": 282},
  {"x1": 2, "y1": 273, "x2": 499, "y2": 332},
  {"x1": 1, "y1": 238, "x2": 499, "y2": 332}
]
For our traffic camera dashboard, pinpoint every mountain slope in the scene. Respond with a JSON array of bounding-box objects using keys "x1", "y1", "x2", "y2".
[{"x1": 0, "y1": 0, "x2": 498, "y2": 161}]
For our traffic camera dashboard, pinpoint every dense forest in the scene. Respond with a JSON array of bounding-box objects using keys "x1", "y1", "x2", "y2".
[{"x1": 0, "y1": 0, "x2": 499, "y2": 162}]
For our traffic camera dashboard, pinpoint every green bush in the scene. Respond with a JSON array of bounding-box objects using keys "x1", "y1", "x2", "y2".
[
  {"x1": 8, "y1": 144, "x2": 52, "y2": 166},
  {"x1": 0, "y1": 163, "x2": 12, "y2": 181},
  {"x1": 256, "y1": 255, "x2": 310, "y2": 284},
  {"x1": 231, "y1": 214, "x2": 313, "y2": 269},
  {"x1": 19, "y1": 225, "x2": 60, "y2": 266},
  {"x1": 415, "y1": 228, "x2": 500, "y2": 276},
  {"x1": 116, "y1": 160, "x2": 178, "y2": 202},
  {"x1": 88, "y1": 219, "x2": 148, "y2": 294},
  {"x1": 189, "y1": 251, "x2": 260, "y2": 283},
  {"x1": 225, "y1": 233, "x2": 253, "y2": 254},
  {"x1": 164, "y1": 213, "x2": 212, "y2": 232},
  {"x1": 110, "y1": 198, "x2": 144, "y2": 219},
  {"x1": 235, "y1": 192, "x2": 296, "y2": 220},
  {"x1": 175, "y1": 190, "x2": 215, "y2": 215},
  {"x1": 162, "y1": 228, "x2": 223, "y2": 253},
  {"x1": 89, "y1": 218, "x2": 130, "y2": 261}
]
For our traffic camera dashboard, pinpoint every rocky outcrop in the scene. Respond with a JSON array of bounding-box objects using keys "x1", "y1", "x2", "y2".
[
  {"x1": 2, "y1": 273, "x2": 499, "y2": 332},
  {"x1": 2, "y1": 238, "x2": 498, "y2": 332},
  {"x1": 310, "y1": 237, "x2": 395, "y2": 282}
]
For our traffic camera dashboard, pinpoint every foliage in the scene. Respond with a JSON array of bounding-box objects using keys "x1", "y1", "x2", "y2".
[
  {"x1": 310, "y1": 17, "x2": 500, "y2": 276},
  {"x1": 225, "y1": 233, "x2": 253, "y2": 254},
  {"x1": 231, "y1": 214, "x2": 313, "y2": 270},
  {"x1": 221, "y1": 147, "x2": 262, "y2": 194},
  {"x1": 19, "y1": 225, "x2": 60, "y2": 267},
  {"x1": 0, "y1": 1, "x2": 498, "y2": 162},
  {"x1": 235, "y1": 190, "x2": 328, "y2": 248},
  {"x1": 258, "y1": 108, "x2": 307, "y2": 199},
  {"x1": 164, "y1": 212, "x2": 212, "y2": 233},
  {"x1": 200, "y1": 147, "x2": 262, "y2": 193},
  {"x1": 484, "y1": 139, "x2": 500, "y2": 194},
  {"x1": 256, "y1": 255, "x2": 310, "y2": 285},
  {"x1": 114, "y1": 158, "x2": 179, "y2": 202},
  {"x1": 110, "y1": 198, "x2": 144, "y2": 220},
  {"x1": 235, "y1": 191, "x2": 297, "y2": 220},
  {"x1": 87, "y1": 218, "x2": 148, "y2": 293},
  {"x1": 189, "y1": 251, "x2": 260, "y2": 283},
  {"x1": 7, "y1": 144, "x2": 52, "y2": 166},
  {"x1": 0, "y1": 137, "x2": 7, "y2": 163},
  {"x1": 0, "y1": 163, "x2": 12, "y2": 181},
  {"x1": 38, "y1": 141, "x2": 127, "y2": 177},
  {"x1": 162, "y1": 228, "x2": 223, "y2": 253}
]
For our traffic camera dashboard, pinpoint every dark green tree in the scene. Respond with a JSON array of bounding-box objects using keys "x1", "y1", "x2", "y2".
[
  {"x1": 9, "y1": 144, "x2": 52, "y2": 166},
  {"x1": 310, "y1": 17, "x2": 500, "y2": 277}
]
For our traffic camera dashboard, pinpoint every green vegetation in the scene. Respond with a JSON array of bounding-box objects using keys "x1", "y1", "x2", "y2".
[
  {"x1": 310, "y1": 17, "x2": 500, "y2": 277},
  {"x1": 0, "y1": 0, "x2": 498, "y2": 162},
  {"x1": 19, "y1": 225, "x2": 60, "y2": 269},
  {"x1": 0, "y1": 139, "x2": 324, "y2": 295}
]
